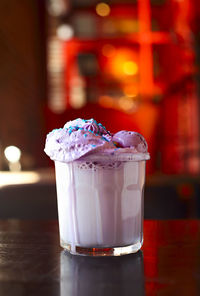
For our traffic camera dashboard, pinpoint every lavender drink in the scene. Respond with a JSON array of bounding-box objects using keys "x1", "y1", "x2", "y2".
[{"x1": 44, "y1": 119, "x2": 149, "y2": 256}]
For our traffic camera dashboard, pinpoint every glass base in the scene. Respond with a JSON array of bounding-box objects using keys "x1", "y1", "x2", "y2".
[{"x1": 61, "y1": 241, "x2": 143, "y2": 256}]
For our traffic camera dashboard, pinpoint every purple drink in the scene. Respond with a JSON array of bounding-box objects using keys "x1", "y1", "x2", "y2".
[{"x1": 44, "y1": 119, "x2": 150, "y2": 256}]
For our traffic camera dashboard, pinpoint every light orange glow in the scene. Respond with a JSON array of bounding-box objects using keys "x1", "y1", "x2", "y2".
[
  {"x1": 117, "y1": 19, "x2": 139, "y2": 34},
  {"x1": 123, "y1": 61, "x2": 138, "y2": 75},
  {"x1": 96, "y1": 3, "x2": 110, "y2": 17},
  {"x1": 123, "y1": 84, "x2": 138, "y2": 97},
  {"x1": 102, "y1": 44, "x2": 116, "y2": 58},
  {"x1": 99, "y1": 95, "x2": 114, "y2": 108},
  {"x1": 106, "y1": 48, "x2": 138, "y2": 80},
  {"x1": 118, "y1": 96, "x2": 136, "y2": 112}
]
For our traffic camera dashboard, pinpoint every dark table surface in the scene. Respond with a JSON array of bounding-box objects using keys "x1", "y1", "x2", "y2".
[{"x1": 0, "y1": 219, "x2": 199, "y2": 296}]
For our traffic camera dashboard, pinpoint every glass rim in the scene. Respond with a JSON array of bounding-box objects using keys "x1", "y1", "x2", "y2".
[{"x1": 77, "y1": 152, "x2": 150, "y2": 162}]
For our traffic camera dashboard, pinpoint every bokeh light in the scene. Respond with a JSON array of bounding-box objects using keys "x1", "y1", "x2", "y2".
[
  {"x1": 123, "y1": 61, "x2": 138, "y2": 75},
  {"x1": 4, "y1": 146, "x2": 21, "y2": 163},
  {"x1": 123, "y1": 84, "x2": 138, "y2": 97},
  {"x1": 105, "y1": 48, "x2": 138, "y2": 80},
  {"x1": 57, "y1": 24, "x2": 74, "y2": 40},
  {"x1": 96, "y1": 3, "x2": 110, "y2": 17}
]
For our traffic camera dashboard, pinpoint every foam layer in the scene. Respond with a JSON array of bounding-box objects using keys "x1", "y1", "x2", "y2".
[{"x1": 77, "y1": 160, "x2": 122, "y2": 170}]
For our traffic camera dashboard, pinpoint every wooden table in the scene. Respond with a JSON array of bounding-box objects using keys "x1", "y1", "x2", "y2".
[{"x1": 0, "y1": 220, "x2": 199, "y2": 296}]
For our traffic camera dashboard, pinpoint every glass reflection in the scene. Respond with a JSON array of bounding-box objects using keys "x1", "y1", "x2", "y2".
[{"x1": 60, "y1": 250, "x2": 144, "y2": 296}]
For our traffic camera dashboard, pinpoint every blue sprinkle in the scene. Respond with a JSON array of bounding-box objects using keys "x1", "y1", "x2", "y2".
[
  {"x1": 91, "y1": 144, "x2": 96, "y2": 147},
  {"x1": 84, "y1": 134, "x2": 88, "y2": 138},
  {"x1": 98, "y1": 123, "x2": 106, "y2": 129},
  {"x1": 101, "y1": 136, "x2": 109, "y2": 142}
]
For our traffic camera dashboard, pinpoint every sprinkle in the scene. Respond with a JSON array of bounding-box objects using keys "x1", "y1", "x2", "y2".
[
  {"x1": 91, "y1": 144, "x2": 96, "y2": 147},
  {"x1": 98, "y1": 123, "x2": 106, "y2": 129},
  {"x1": 84, "y1": 134, "x2": 88, "y2": 138},
  {"x1": 101, "y1": 136, "x2": 109, "y2": 142}
]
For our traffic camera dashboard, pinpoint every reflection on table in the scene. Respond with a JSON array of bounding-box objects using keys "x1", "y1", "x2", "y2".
[{"x1": 60, "y1": 250, "x2": 144, "y2": 296}]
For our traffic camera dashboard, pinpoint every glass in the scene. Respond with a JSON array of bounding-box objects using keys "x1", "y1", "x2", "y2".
[{"x1": 54, "y1": 153, "x2": 148, "y2": 256}]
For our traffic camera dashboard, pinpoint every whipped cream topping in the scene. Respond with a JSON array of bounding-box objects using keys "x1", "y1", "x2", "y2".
[
  {"x1": 112, "y1": 130, "x2": 148, "y2": 153},
  {"x1": 44, "y1": 118, "x2": 149, "y2": 162}
]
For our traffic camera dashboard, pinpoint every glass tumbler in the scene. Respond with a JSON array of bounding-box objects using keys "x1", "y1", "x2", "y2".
[{"x1": 54, "y1": 153, "x2": 149, "y2": 256}]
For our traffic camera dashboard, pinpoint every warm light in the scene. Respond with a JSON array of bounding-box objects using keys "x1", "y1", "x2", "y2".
[
  {"x1": 118, "y1": 19, "x2": 139, "y2": 34},
  {"x1": 99, "y1": 95, "x2": 114, "y2": 108},
  {"x1": 57, "y1": 24, "x2": 73, "y2": 40},
  {"x1": 9, "y1": 162, "x2": 21, "y2": 171},
  {"x1": 123, "y1": 84, "x2": 138, "y2": 97},
  {"x1": 123, "y1": 61, "x2": 138, "y2": 75},
  {"x1": 0, "y1": 172, "x2": 40, "y2": 187},
  {"x1": 96, "y1": 3, "x2": 110, "y2": 17},
  {"x1": 48, "y1": 0, "x2": 67, "y2": 16},
  {"x1": 70, "y1": 78, "x2": 86, "y2": 109},
  {"x1": 105, "y1": 48, "x2": 138, "y2": 80},
  {"x1": 4, "y1": 146, "x2": 21, "y2": 163},
  {"x1": 118, "y1": 96, "x2": 136, "y2": 112},
  {"x1": 102, "y1": 44, "x2": 116, "y2": 58}
]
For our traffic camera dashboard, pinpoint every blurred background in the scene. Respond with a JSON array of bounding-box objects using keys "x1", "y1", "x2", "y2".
[{"x1": 0, "y1": 0, "x2": 200, "y2": 219}]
